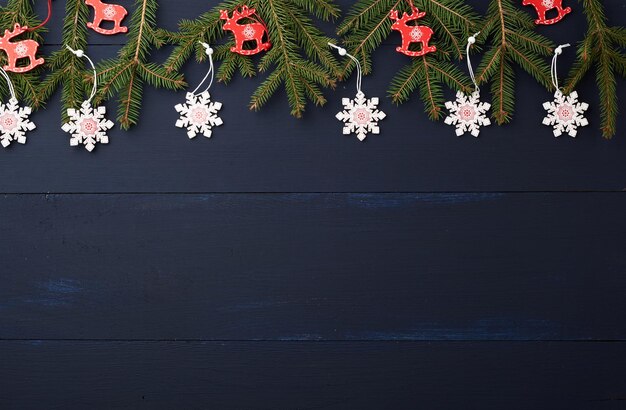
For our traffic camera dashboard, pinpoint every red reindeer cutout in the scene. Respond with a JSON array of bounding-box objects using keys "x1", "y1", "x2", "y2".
[
  {"x1": 389, "y1": 7, "x2": 436, "y2": 57},
  {"x1": 86, "y1": 0, "x2": 128, "y2": 35},
  {"x1": 220, "y1": 6, "x2": 271, "y2": 56},
  {"x1": 0, "y1": 23, "x2": 44, "y2": 73},
  {"x1": 522, "y1": 0, "x2": 571, "y2": 25}
]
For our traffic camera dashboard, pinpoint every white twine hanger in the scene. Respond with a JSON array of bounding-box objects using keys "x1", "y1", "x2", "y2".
[
  {"x1": 0, "y1": 67, "x2": 17, "y2": 101},
  {"x1": 551, "y1": 43, "x2": 571, "y2": 92},
  {"x1": 66, "y1": 46, "x2": 98, "y2": 104},
  {"x1": 467, "y1": 32, "x2": 480, "y2": 92},
  {"x1": 328, "y1": 43, "x2": 362, "y2": 94},
  {"x1": 191, "y1": 42, "x2": 216, "y2": 96}
]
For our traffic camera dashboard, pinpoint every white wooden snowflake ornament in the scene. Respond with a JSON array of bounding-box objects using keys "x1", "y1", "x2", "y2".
[
  {"x1": 175, "y1": 43, "x2": 223, "y2": 140},
  {"x1": 62, "y1": 47, "x2": 114, "y2": 152},
  {"x1": 445, "y1": 33, "x2": 491, "y2": 137},
  {"x1": 543, "y1": 43, "x2": 589, "y2": 137},
  {"x1": 175, "y1": 91, "x2": 223, "y2": 139},
  {"x1": 62, "y1": 101, "x2": 114, "y2": 152},
  {"x1": 542, "y1": 90, "x2": 588, "y2": 138},
  {"x1": 0, "y1": 97, "x2": 35, "y2": 148},
  {"x1": 444, "y1": 90, "x2": 491, "y2": 137},
  {"x1": 336, "y1": 91, "x2": 386, "y2": 141},
  {"x1": 329, "y1": 43, "x2": 386, "y2": 142}
]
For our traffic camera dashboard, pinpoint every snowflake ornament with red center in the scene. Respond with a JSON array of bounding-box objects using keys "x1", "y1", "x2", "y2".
[
  {"x1": 175, "y1": 43, "x2": 223, "y2": 139},
  {"x1": 542, "y1": 91, "x2": 588, "y2": 137},
  {"x1": 62, "y1": 100, "x2": 114, "y2": 152},
  {"x1": 542, "y1": 44, "x2": 589, "y2": 137},
  {"x1": 445, "y1": 90, "x2": 491, "y2": 137},
  {"x1": 175, "y1": 92, "x2": 223, "y2": 139},
  {"x1": 336, "y1": 91, "x2": 386, "y2": 141},
  {"x1": 444, "y1": 33, "x2": 491, "y2": 137},
  {"x1": 0, "y1": 97, "x2": 36, "y2": 148},
  {"x1": 61, "y1": 47, "x2": 114, "y2": 152},
  {"x1": 329, "y1": 43, "x2": 386, "y2": 141}
]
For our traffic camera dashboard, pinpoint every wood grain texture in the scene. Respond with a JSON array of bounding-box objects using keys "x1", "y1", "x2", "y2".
[
  {"x1": 1, "y1": 193, "x2": 625, "y2": 341},
  {"x1": 0, "y1": 1, "x2": 623, "y2": 193},
  {"x1": 2, "y1": 1, "x2": 626, "y2": 408},
  {"x1": 2, "y1": 340, "x2": 626, "y2": 409}
]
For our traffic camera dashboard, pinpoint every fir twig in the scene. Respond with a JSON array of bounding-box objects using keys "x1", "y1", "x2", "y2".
[
  {"x1": 339, "y1": 0, "x2": 478, "y2": 120},
  {"x1": 163, "y1": 0, "x2": 341, "y2": 118},
  {"x1": 37, "y1": 0, "x2": 91, "y2": 121},
  {"x1": 564, "y1": 0, "x2": 625, "y2": 138},
  {"x1": 475, "y1": 0, "x2": 554, "y2": 124},
  {"x1": 0, "y1": 0, "x2": 46, "y2": 107},
  {"x1": 94, "y1": 0, "x2": 186, "y2": 129}
]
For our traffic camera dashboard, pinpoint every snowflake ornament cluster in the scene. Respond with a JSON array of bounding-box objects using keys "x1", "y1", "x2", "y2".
[
  {"x1": 175, "y1": 91, "x2": 223, "y2": 139},
  {"x1": 336, "y1": 91, "x2": 386, "y2": 141},
  {"x1": 0, "y1": 98, "x2": 35, "y2": 148},
  {"x1": 542, "y1": 90, "x2": 589, "y2": 137},
  {"x1": 444, "y1": 90, "x2": 491, "y2": 137},
  {"x1": 61, "y1": 101, "x2": 114, "y2": 152}
]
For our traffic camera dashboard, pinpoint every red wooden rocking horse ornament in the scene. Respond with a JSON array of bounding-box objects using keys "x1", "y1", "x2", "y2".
[
  {"x1": 389, "y1": 6, "x2": 436, "y2": 57},
  {"x1": 220, "y1": 6, "x2": 271, "y2": 56},
  {"x1": 522, "y1": 0, "x2": 571, "y2": 25},
  {"x1": 0, "y1": 0, "x2": 51, "y2": 73},
  {"x1": 85, "y1": 0, "x2": 128, "y2": 35}
]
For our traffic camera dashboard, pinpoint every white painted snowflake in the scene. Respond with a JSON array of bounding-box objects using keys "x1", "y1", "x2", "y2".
[
  {"x1": 336, "y1": 91, "x2": 386, "y2": 141},
  {"x1": 175, "y1": 91, "x2": 223, "y2": 139},
  {"x1": 103, "y1": 5, "x2": 117, "y2": 18},
  {"x1": 0, "y1": 98, "x2": 35, "y2": 148},
  {"x1": 444, "y1": 90, "x2": 491, "y2": 137},
  {"x1": 542, "y1": 90, "x2": 589, "y2": 137},
  {"x1": 61, "y1": 101, "x2": 114, "y2": 152}
]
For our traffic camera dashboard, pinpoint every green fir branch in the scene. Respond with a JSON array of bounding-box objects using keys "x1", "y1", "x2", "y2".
[
  {"x1": 37, "y1": 0, "x2": 90, "y2": 121},
  {"x1": 163, "y1": 0, "x2": 340, "y2": 118},
  {"x1": 0, "y1": 0, "x2": 46, "y2": 107},
  {"x1": 94, "y1": 0, "x2": 186, "y2": 129},
  {"x1": 475, "y1": 0, "x2": 554, "y2": 124},
  {"x1": 564, "y1": 0, "x2": 625, "y2": 138},
  {"x1": 339, "y1": 0, "x2": 478, "y2": 120}
]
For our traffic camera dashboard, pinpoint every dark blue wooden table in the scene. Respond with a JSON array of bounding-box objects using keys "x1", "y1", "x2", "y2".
[{"x1": 1, "y1": 1, "x2": 626, "y2": 408}]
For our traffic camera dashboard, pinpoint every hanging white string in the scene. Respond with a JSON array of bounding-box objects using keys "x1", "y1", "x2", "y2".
[
  {"x1": 0, "y1": 67, "x2": 16, "y2": 101},
  {"x1": 328, "y1": 43, "x2": 362, "y2": 94},
  {"x1": 467, "y1": 32, "x2": 480, "y2": 92},
  {"x1": 191, "y1": 42, "x2": 215, "y2": 96},
  {"x1": 551, "y1": 43, "x2": 571, "y2": 92},
  {"x1": 66, "y1": 46, "x2": 98, "y2": 104}
]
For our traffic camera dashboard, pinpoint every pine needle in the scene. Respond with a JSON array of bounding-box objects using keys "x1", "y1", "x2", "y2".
[
  {"x1": 164, "y1": 0, "x2": 340, "y2": 118},
  {"x1": 94, "y1": 0, "x2": 186, "y2": 129},
  {"x1": 476, "y1": 0, "x2": 554, "y2": 124},
  {"x1": 564, "y1": 0, "x2": 625, "y2": 139}
]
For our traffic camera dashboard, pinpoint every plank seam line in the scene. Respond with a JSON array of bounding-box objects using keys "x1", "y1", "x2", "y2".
[
  {"x1": 1, "y1": 191, "x2": 626, "y2": 195},
  {"x1": 1, "y1": 339, "x2": 625, "y2": 343}
]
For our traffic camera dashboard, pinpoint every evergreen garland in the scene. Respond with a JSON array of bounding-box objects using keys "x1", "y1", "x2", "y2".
[
  {"x1": 565, "y1": 0, "x2": 626, "y2": 139},
  {"x1": 94, "y1": 0, "x2": 186, "y2": 129},
  {"x1": 475, "y1": 0, "x2": 554, "y2": 125},
  {"x1": 161, "y1": 0, "x2": 341, "y2": 118},
  {"x1": 0, "y1": 0, "x2": 621, "y2": 137},
  {"x1": 0, "y1": 0, "x2": 45, "y2": 107},
  {"x1": 337, "y1": 0, "x2": 479, "y2": 120},
  {"x1": 37, "y1": 0, "x2": 90, "y2": 121}
]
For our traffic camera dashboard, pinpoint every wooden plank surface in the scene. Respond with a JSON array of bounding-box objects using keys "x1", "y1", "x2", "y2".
[
  {"x1": 2, "y1": 340, "x2": 626, "y2": 409},
  {"x1": 2, "y1": 1, "x2": 626, "y2": 408},
  {"x1": 2, "y1": 193, "x2": 625, "y2": 341}
]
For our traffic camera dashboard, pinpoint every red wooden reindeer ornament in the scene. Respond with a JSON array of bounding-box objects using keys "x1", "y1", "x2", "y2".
[
  {"x1": 0, "y1": 0, "x2": 52, "y2": 73},
  {"x1": 85, "y1": 0, "x2": 128, "y2": 35},
  {"x1": 0, "y1": 24, "x2": 45, "y2": 73},
  {"x1": 389, "y1": 6, "x2": 436, "y2": 57},
  {"x1": 220, "y1": 6, "x2": 271, "y2": 56},
  {"x1": 522, "y1": 0, "x2": 571, "y2": 25}
]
